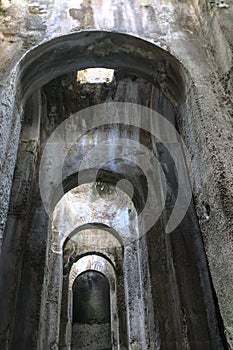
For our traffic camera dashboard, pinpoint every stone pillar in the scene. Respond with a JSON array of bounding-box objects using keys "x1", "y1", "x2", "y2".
[
  {"x1": 59, "y1": 275, "x2": 72, "y2": 350},
  {"x1": 124, "y1": 242, "x2": 147, "y2": 349},
  {"x1": 45, "y1": 246, "x2": 63, "y2": 349}
]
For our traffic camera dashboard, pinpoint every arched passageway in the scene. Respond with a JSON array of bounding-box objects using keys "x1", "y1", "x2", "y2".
[
  {"x1": 72, "y1": 270, "x2": 111, "y2": 350},
  {"x1": 0, "y1": 31, "x2": 226, "y2": 350},
  {"x1": 68, "y1": 255, "x2": 118, "y2": 350},
  {"x1": 52, "y1": 184, "x2": 138, "y2": 349}
]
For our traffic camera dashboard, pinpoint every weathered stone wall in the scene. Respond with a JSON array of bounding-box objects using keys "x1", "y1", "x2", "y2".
[
  {"x1": 72, "y1": 323, "x2": 111, "y2": 350},
  {"x1": 0, "y1": 0, "x2": 232, "y2": 347}
]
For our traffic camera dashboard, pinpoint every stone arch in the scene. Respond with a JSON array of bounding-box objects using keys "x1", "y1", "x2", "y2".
[
  {"x1": 52, "y1": 166, "x2": 147, "y2": 215},
  {"x1": 0, "y1": 30, "x2": 226, "y2": 350},
  {"x1": 51, "y1": 182, "x2": 138, "y2": 253},
  {"x1": 68, "y1": 255, "x2": 119, "y2": 349},
  {"x1": 17, "y1": 30, "x2": 185, "y2": 105},
  {"x1": 0, "y1": 30, "x2": 187, "y2": 243},
  {"x1": 50, "y1": 182, "x2": 137, "y2": 349},
  {"x1": 62, "y1": 225, "x2": 123, "y2": 275},
  {"x1": 65, "y1": 223, "x2": 124, "y2": 248}
]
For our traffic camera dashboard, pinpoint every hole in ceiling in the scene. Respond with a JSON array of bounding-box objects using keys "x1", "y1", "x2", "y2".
[{"x1": 77, "y1": 68, "x2": 115, "y2": 84}]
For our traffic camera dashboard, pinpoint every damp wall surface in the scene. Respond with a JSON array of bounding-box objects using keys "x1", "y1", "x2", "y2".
[{"x1": 0, "y1": 0, "x2": 232, "y2": 347}]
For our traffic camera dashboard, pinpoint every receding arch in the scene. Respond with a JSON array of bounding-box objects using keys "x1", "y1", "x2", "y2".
[
  {"x1": 69, "y1": 254, "x2": 116, "y2": 290},
  {"x1": 64, "y1": 223, "x2": 124, "y2": 249},
  {"x1": 51, "y1": 182, "x2": 139, "y2": 252},
  {"x1": 67, "y1": 251, "x2": 117, "y2": 270},
  {"x1": 62, "y1": 226, "x2": 123, "y2": 274},
  {"x1": 58, "y1": 166, "x2": 147, "y2": 214},
  {"x1": 0, "y1": 30, "x2": 187, "y2": 247},
  {"x1": 17, "y1": 30, "x2": 185, "y2": 107},
  {"x1": 68, "y1": 254, "x2": 119, "y2": 349}
]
